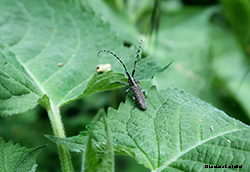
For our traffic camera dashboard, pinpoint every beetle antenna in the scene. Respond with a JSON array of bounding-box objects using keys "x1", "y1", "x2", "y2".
[
  {"x1": 132, "y1": 39, "x2": 143, "y2": 77},
  {"x1": 97, "y1": 50, "x2": 131, "y2": 77}
]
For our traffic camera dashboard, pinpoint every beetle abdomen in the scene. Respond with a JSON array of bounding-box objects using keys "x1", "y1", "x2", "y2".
[{"x1": 131, "y1": 85, "x2": 147, "y2": 111}]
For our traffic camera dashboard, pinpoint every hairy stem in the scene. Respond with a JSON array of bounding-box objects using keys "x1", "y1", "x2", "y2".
[{"x1": 47, "y1": 101, "x2": 74, "y2": 172}]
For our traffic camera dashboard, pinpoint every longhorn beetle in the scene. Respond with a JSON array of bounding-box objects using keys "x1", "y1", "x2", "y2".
[{"x1": 97, "y1": 40, "x2": 147, "y2": 111}]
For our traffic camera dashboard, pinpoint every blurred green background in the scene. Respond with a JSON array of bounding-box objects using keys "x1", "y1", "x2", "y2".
[{"x1": 1, "y1": 0, "x2": 250, "y2": 171}]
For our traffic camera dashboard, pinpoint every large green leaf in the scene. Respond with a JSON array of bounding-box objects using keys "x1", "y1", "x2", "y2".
[
  {"x1": 0, "y1": 0, "x2": 167, "y2": 116},
  {"x1": 92, "y1": 87, "x2": 250, "y2": 171},
  {"x1": 0, "y1": 137, "x2": 46, "y2": 172},
  {"x1": 48, "y1": 86, "x2": 250, "y2": 171}
]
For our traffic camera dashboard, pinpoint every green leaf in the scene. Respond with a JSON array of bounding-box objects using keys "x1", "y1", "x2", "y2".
[
  {"x1": 83, "y1": 126, "x2": 99, "y2": 172},
  {"x1": 97, "y1": 109, "x2": 114, "y2": 172},
  {"x1": 82, "y1": 71, "x2": 127, "y2": 97},
  {"x1": 0, "y1": 0, "x2": 166, "y2": 116},
  {"x1": 83, "y1": 59, "x2": 171, "y2": 97},
  {"x1": 220, "y1": 0, "x2": 250, "y2": 48},
  {"x1": 0, "y1": 137, "x2": 46, "y2": 172},
  {"x1": 45, "y1": 133, "x2": 87, "y2": 153},
  {"x1": 134, "y1": 58, "x2": 173, "y2": 81},
  {"x1": 83, "y1": 109, "x2": 114, "y2": 172},
  {"x1": 47, "y1": 86, "x2": 250, "y2": 171},
  {"x1": 0, "y1": 45, "x2": 43, "y2": 116},
  {"x1": 89, "y1": 87, "x2": 250, "y2": 171}
]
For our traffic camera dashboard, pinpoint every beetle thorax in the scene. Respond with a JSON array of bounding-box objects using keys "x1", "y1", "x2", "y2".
[{"x1": 128, "y1": 77, "x2": 136, "y2": 86}]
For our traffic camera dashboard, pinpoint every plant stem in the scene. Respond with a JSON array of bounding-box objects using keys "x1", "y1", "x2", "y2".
[{"x1": 47, "y1": 101, "x2": 74, "y2": 172}]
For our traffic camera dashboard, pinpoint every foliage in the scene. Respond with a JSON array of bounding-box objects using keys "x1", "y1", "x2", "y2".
[
  {"x1": 48, "y1": 87, "x2": 250, "y2": 171},
  {"x1": 0, "y1": 138, "x2": 46, "y2": 172},
  {"x1": 0, "y1": 0, "x2": 250, "y2": 171}
]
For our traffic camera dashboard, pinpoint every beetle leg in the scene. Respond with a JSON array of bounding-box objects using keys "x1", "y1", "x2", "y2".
[
  {"x1": 126, "y1": 88, "x2": 131, "y2": 93},
  {"x1": 142, "y1": 91, "x2": 147, "y2": 98},
  {"x1": 116, "y1": 81, "x2": 129, "y2": 86},
  {"x1": 132, "y1": 96, "x2": 136, "y2": 109},
  {"x1": 133, "y1": 103, "x2": 136, "y2": 109}
]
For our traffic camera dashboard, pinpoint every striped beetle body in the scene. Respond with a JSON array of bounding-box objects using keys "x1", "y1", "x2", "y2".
[
  {"x1": 130, "y1": 81, "x2": 147, "y2": 111},
  {"x1": 98, "y1": 40, "x2": 147, "y2": 111}
]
